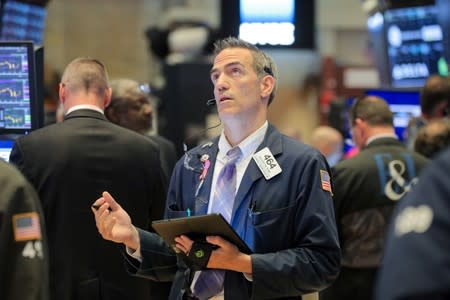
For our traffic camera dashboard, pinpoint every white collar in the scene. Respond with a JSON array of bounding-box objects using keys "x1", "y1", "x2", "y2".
[
  {"x1": 66, "y1": 104, "x2": 104, "y2": 115},
  {"x1": 218, "y1": 121, "x2": 268, "y2": 160}
]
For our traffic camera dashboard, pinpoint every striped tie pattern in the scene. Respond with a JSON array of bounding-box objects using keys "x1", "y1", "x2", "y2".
[{"x1": 192, "y1": 147, "x2": 242, "y2": 300}]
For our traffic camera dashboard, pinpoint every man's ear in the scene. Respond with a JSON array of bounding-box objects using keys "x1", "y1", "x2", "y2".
[
  {"x1": 59, "y1": 83, "x2": 66, "y2": 104},
  {"x1": 260, "y1": 75, "x2": 275, "y2": 100},
  {"x1": 103, "y1": 87, "x2": 112, "y2": 108},
  {"x1": 354, "y1": 117, "x2": 369, "y2": 138},
  {"x1": 353, "y1": 118, "x2": 367, "y2": 131}
]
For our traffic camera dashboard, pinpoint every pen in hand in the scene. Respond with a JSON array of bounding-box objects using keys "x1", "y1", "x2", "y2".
[{"x1": 91, "y1": 204, "x2": 112, "y2": 211}]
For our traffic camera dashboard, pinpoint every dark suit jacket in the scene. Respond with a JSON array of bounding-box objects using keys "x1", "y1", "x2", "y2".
[
  {"x1": 148, "y1": 134, "x2": 178, "y2": 180},
  {"x1": 376, "y1": 147, "x2": 450, "y2": 300},
  {"x1": 320, "y1": 137, "x2": 429, "y2": 300},
  {"x1": 126, "y1": 124, "x2": 341, "y2": 299},
  {"x1": 10, "y1": 109, "x2": 170, "y2": 300}
]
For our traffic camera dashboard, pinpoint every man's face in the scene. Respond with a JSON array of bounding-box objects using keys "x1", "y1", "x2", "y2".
[
  {"x1": 120, "y1": 96, "x2": 153, "y2": 133},
  {"x1": 210, "y1": 48, "x2": 265, "y2": 121}
]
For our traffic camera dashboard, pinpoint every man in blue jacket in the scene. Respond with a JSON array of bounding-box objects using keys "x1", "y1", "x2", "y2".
[{"x1": 92, "y1": 37, "x2": 340, "y2": 300}]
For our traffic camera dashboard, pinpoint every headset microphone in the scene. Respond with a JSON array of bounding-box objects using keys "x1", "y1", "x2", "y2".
[
  {"x1": 183, "y1": 98, "x2": 221, "y2": 152},
  {"x1": 206, "y1": 98, "x2": 216, "y2": 106}
]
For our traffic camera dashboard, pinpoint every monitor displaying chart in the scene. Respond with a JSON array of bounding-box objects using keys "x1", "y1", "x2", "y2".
[{"x1": 0, "y1": 43, "x2": 34, "y2": 131}]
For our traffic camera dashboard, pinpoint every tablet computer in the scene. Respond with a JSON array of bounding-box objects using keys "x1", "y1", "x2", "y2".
[{"x1": 151, "y1": 213, "x2": 252, "y2": 254}]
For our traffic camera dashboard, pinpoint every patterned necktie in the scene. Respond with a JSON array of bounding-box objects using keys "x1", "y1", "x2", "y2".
[{"x1": 192, "y1": 147, "x2": 242, "y2": 300}]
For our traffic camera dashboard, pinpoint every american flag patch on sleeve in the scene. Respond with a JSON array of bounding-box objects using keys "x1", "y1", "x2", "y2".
[
  {"x1": 13, "y1": 212, "x2": 42, "y2": 242},
  {"x1": 320, "y1": 170, "x2": 332, "y2": 194}
]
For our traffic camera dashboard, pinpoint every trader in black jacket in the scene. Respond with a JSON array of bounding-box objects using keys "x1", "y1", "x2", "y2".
[
  {"x1": 376, "y1": 146, "x2": 450, "y2": 300},
  {"x1": 320, "y1": 95, "x2": 429, "y2": 300},
  {"x1": 10, "y1": 57, "x2": 169, "y2": 300},
  {"x1": 0, "y1": 160, "x2": 49, "y2": 300}
]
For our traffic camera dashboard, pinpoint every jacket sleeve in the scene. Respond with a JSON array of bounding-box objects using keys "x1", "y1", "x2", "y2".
[
  {"x1": 124, "y1": 228, "x2": 177, "y2": 282},
  {"x1": 0, "y1": 163, "x2": 49, "y2": 300}
]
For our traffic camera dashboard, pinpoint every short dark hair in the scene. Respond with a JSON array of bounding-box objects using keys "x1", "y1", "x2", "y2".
[
  {"x1": 350, "y1": 95, "x2": 393, "y2": 127},
  {"x1": 414, "y1": 119, "x2": 450, "y2": 158},
  {"x1": 212, "y1": 37, "x2": 278, "y2": 105},
  {"x1": 420, "y1": 75, "x2": 450, "y2": 116},
  {"x1": 61, "y1": 57, "x2": 109, "y2": 97}
]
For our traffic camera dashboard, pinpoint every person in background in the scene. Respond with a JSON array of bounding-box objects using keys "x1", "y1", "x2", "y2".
[
  {"x1": 320, "y1": 96, "x2": 429, "y2": 300},
  {"x1": 0, "y1": 160, "x2": 49, "y2": 300},
  {"x1": 92, "y1": 37, "x2": 341, "y2": 299},
  {"x1": 310, "y1": 125, "x2": 344, "y2": 167},
  {"x1": 414, "y1": 118, "x2": 450, "y2": 159},
  {"x1": 105, "y1": 78, "x2": 178, "y2": 179},
  {"x1": 10, "y1": 58, "x2": 169, "y2": 300},
  {"x1": 376, "y1": 146, "x2": 450, "y2": 300},
  {"x1": 404, "y1": 74, "x2": 450, "y2": 149},
  {"x1": 43, "y1": 63, "x2": 62, "y2": 126}
]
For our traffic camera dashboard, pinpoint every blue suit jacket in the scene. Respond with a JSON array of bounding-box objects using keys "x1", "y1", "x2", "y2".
[{"x1": 127, "y1": 124, "x2": 341, "y2": 299}]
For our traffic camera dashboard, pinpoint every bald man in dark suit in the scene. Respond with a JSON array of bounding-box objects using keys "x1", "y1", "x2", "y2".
[{"x1": 10, "y1": 58, "x2": 169, "y2": 300}]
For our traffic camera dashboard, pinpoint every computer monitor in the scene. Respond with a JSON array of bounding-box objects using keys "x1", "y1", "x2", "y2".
[
  {"x1": 0, "y1": 138, "x2": 14, "y2": 162},
  {"x1": 220, "y1": 0, "x2": 315, "y2": 49},
  {"x1": 0, "y1": 41, "x2": 41, "y2": 134},
  {"x1": 367, "y1": 1, "x2": 449, "y2": 88},
  {"x1": 384, "y1": 4, "x2": 446, "y2": 87},
  {"x1": 0, "y1": 0, "x2": 48, "y2": 45}
]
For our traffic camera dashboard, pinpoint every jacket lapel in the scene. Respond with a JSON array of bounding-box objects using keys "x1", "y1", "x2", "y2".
[
  {"x1": 231, "y1": 125, "x2": 283, "y2": 219},
  {"x1": 190, "y1": 125, "x2": 284, "y2": 218},
  {"x1": 190, "y1": 140, "x2": 219, "y2": 215}
]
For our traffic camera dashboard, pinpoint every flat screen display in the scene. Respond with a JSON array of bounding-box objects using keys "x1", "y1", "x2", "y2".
[
  {"x1": 384, "y1": 5, "x2": 446, "y2": 87},
  {"x1": 239, "y1": 0, "x2": 295, "y2": 46},
  {"x1": 0, "y1": 41, "x2": 37, "y2": 134},
  {"x1": 0, "y1": 0, "x2": 47, "y2": 45},
  {"x1": 220, "y1": 0, "x2": 315, "y2": 49}
]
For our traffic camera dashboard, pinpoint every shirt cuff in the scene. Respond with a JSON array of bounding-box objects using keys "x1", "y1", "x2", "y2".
[
  {"x1": 243, "y1": 272, "x2": 253, "y2": 281},
  {"x1": 126, "y1": 245, "x2": 142, "y2": 262}
]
